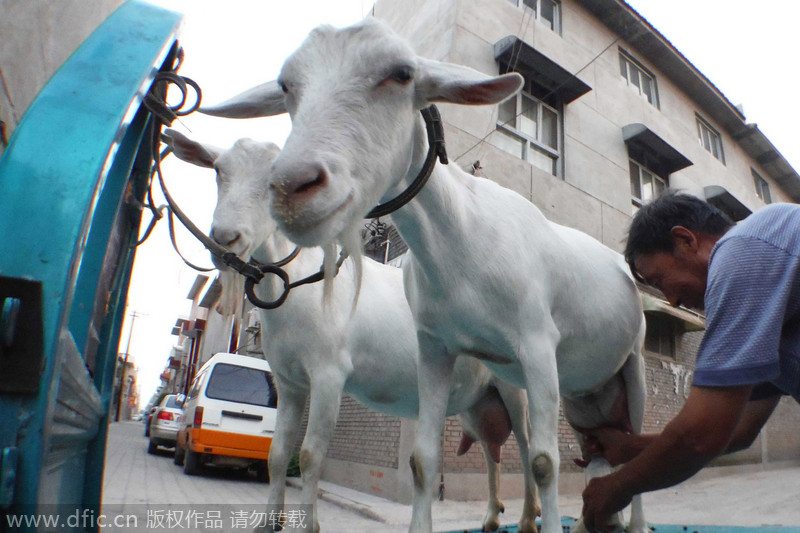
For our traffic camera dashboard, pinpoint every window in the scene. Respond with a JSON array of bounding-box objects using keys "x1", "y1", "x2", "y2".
[
  {"x1": 507, "y1": 0, "x2": 560, "y2": 32},
  {"x1": 644, "y1": 313, "x2": 675, "y2": 358},
  {"x1": 697, "y1": 115, "x2": 724, "y2": 162},
  {"x1": 188, "y1": 370, "x2": 207, "y2": 400},
  {"x1": 206, "y1": 363, "x2": 277, "y2": 408},
  {"x1": 495, "y1": 79, "x2": 561, "y2": 176},
  {"x1": 619, "y1": 51, "x2": 659, "y2": 107},
  {"x1": 163, "y1": 395, "x2": 182, "y2": 409},
  {"x1": 752, "y1": 169, "x2": 772, "y2": 203},
  {"x1": 623, "y1": 124, "x2": 691, "y2": 208},
  {"x1": 629, "y1": 157, "x2": 667, "y2": 212}
]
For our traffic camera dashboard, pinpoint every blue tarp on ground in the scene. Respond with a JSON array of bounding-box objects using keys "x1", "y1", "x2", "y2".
[{"x1": 441, "y1": 517, "x2": 800, "y2": 533}]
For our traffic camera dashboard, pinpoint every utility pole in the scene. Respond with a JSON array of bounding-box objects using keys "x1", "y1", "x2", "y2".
[{"x1": 114, "y1": 310, "x2": 139, "y2": 422}]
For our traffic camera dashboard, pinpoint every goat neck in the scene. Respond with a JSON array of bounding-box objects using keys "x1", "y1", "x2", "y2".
[{"x1": 386, "y1": 115, "x2": 471, "y2": 282}]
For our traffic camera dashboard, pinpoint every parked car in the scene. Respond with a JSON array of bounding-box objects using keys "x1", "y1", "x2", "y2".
[
  {"x1": 174, "y1": 353, "x2": 277, "y2": 481},
  {"x1": 147, "y1": 394, "x2": 183, "y2": 454},
  {"x1": 143, "y1": 397, "x2": 162, "y2": 437}
]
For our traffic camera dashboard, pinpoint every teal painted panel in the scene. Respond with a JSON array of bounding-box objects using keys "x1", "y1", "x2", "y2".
[
  {"x1": 0, "y1": 0, "x2": 180, "y2": 357},
  {"x1": 439, "y1": 517, "x2": 800, "y2": 533}
]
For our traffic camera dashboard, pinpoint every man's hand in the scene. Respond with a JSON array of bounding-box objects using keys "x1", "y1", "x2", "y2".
[
  {"x1": 574, "y1": 427, "x2": 651, "y2": 468},
  {"x1": 581, "y1": 473, "x2": 633, "y2": 532},
  {"x1": 580, "y1": 385, "x2": 755, "y2": 532}
]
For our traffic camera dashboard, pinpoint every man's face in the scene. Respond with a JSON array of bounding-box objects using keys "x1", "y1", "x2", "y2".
[{"x1": 634, "y1": 250, "x2": 708, "y2": 310}]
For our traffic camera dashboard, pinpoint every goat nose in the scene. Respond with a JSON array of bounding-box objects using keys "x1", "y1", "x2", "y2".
[
  {"x1": 272, "y1": 164, "x2": 329, "y2": 198},
  {"x1": 210, "y1": 227, "x2": 240, "y2": 247}
]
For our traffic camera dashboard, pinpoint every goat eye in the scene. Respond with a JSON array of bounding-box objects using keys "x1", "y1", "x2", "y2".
[{"x1": 388, "y1": 66, "x2": 413, "y2": 84}]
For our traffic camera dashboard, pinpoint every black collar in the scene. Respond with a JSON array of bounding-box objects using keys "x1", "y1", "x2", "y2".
[{"x1": 364, "y1": 105, "x2": 448, "y2": 219}]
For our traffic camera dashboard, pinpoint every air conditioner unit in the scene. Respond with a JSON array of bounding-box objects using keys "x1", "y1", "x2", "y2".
[{"x1": 245, "y1": 308, "x2": 261, "y2": 333}]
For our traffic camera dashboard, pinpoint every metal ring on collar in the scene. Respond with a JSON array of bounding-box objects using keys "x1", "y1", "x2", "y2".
[{"x1": 244, "y1": 264, "x2": 291, "y2": 310}]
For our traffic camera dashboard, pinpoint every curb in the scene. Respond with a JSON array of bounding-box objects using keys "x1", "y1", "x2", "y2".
[{"x1": 286, "y1": 478, "x2": 388, "y2": 524}]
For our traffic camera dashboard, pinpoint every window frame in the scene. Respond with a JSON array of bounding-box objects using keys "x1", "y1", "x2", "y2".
[
  {"x1": 628, "y1": 155, "x2": 668, "y2": 212},
  {"x1": 187, "y1": 370, "x2": 207, "y2": 400},
  {"x1": 619, "y1": 50, "x2": 659, "y2": 108},
  {"x1": 643, "y1": 312, "x2": 676, "y2": 359},
  {"x1": 696, "y1": 115, "x2": 725, "y2": 163},
  {"x1": 507, "y1": 0, "x2": 561, "y2": 33},
  {"x1": 496, "y1": 81, "x2": 562, "y2": 177},
  {"x1": 752, "y1": 169, "x2": 772, "y2": 204}
]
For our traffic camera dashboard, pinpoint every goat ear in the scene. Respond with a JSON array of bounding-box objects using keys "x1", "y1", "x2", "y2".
[
  {"x1": 199, "y1": 80, "x2": 287, "y2": 118},
  {"x1": 163, "y1": 128, "x2": 220, "y2": 168},
  {"x1": 415, "y1": 58, "x2": 523, "y2": 106}
]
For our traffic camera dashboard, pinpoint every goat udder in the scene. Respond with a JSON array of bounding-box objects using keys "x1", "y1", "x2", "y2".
[{"x1": 460, "y1": 391, "x2": 513, "y2": 463}]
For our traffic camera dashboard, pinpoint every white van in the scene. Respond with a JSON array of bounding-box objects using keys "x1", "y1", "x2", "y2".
[{"x1": 174, "y1": 353, "x2": 278, "y2": 481}]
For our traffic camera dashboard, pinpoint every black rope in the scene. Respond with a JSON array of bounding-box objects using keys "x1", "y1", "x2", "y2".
[
  {"x1": 138, "y1": 47, "x2": 229, "y2": 272},
  {"x1": 143, "y1": 72, "x2": 201, "y2": 124},
  {"x1": 134, "y1": 204, "x2": 166, "y2": 246},
  {"x1": 138, "y1": 43, "x2": 352, "y2": 310},
  {"x1": 243, "y1": 250, "x2": 348, "y2": 310},
  {"x1": 165, "y1": 207, "x2": 216, "y2": 272}
]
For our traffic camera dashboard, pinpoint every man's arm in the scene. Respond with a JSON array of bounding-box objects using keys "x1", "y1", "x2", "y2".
[
  {"x1": 581, "y1": 391, "x2": 780, "y2": 465},
  {"x1": 576, "y1": 429, "x2": 654, "y2": 467},
  {"x1": 582, "y1": 384, "x2": 753, "y2": 532},
  {"x1": 725, "y1": 394, "x2": 781, "y2": 452}
]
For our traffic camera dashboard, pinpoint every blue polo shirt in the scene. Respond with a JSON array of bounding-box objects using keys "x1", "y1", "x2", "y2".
[{"x1": 692, "y1": 203, "x2": 800, "y2": 402}]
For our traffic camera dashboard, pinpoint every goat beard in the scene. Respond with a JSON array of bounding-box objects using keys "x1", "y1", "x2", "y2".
[
  {"x1": 321, "y1": 224, "x2": 363, "y2": 319},
  {"x1": 216, "y1": 269, "x2": 245, "y2": 317}
]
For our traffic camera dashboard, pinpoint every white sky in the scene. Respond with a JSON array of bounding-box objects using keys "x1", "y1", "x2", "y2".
[
  {"x1": 124, "y1": 0, "x2": 376, "y2": 405},
  {"x1": 124, "y1": 0, "x2": 800, "y2": 405},
  {"x1": 623, "y1": 0, "x2": 800, "y2": 172}
]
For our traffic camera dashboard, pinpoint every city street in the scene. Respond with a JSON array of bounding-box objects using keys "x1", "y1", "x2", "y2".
[
  {"x1": 101, "y1": 421, "x2": 800, "y2": 532},
  {"x1": 101, "y1": 421, "x2": 397, "y2": 532}
]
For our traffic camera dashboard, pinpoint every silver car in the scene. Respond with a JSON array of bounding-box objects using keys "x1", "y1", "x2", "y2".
[{"x1": 147, "y1": 394, "x2": 183, "y2": 454}]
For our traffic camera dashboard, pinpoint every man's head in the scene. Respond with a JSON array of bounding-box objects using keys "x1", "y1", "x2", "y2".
[{"x1": 625, "y1": 191, "x2": 733, "y2": 309}]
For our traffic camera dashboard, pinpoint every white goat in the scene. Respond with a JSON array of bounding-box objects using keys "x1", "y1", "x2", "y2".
[
  {"x1": 164, "y1": 129, "x2": 541, "y2": 533},
  {"x1": 200, "y1": 18, "x2": 649, "y2": 533}
]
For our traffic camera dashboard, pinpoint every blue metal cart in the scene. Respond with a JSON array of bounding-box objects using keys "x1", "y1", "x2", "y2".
[{"x1": 0, "y1": 2, "x2": 182, "y2": 530}]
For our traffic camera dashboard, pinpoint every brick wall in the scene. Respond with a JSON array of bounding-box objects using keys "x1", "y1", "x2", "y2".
[
  {"x1": 766, "y1": 397, "x2": 800, "y2": 462},
  {"x1": 326, "y1": 395, "x2": 403, "y2": 469},
  {"x1": 441, "y1": 415, "x2": 526, "y2": 474}
]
